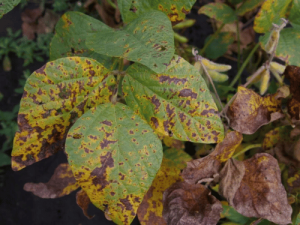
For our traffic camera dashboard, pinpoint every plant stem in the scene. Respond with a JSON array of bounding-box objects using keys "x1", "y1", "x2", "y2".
[
  {"x1": 118, "y1": 58, "x2": 124, "y2": 72},
  {"x1": 233, "y1": 144, "x2": 262, "y2": 158},
  {"x1": 106, "y1": 0, "x2": 117, "y2": 9},
  {"x1": 229, "y1": 42, "x2": 260, "y2": 88},
  {"x1": 200, "y1": 23, "x2": 225, "y2": 55},
  {"x1": 236, "y1": 20, "x2": 241, "y2": 71}
]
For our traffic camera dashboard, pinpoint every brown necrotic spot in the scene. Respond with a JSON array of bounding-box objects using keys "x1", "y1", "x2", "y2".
[
  {"x1": 150, "y1": 117, "x2": 159, "y2": 128},
  {"x1": 73, "y1": 133, "x2": 82, "y2": 139},
  {"x1": 100, "y1": 139, "x2": 117, "y2": 149},
  {"x1": 179, "y1": 89, "x2": 197, "y2": 99},
  {"x1": 151, "y1": 96, "x2": 161, "y2": 111},
  {"x1": 102, "y1": 120, "x2": 112, "y2": 126}
]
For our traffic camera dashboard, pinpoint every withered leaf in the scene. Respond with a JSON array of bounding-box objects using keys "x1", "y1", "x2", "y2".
[
  {"x1": 219, "y1": 153, "x2": 292, "y2": 224},
  {"x1": 262, "y1": 126, "x2": 293, "y2": 150},
  {"x1": 24, "y1": 163, "x2": 79, "y2": 198},
  {"x1": 137, "y1": 158, "x2": 182, "y2": 225},
  {"x1": 76, "y1": 189, "x2": 94, "y2": 219},
  {"x1": 182, "y1": 131, "x2": 242, "y2": 184},
  {"x1": 162, "y1": 181, "x2": 222, "y2": 225},
  {"x1": 227, "y1": 86, "x2": 286, "y2": 134}
]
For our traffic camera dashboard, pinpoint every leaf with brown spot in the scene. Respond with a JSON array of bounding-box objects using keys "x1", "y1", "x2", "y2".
[
  {"x1": 24, "y1": 163, "x2": 79, "y2": 198},
  {"x1": 163, "y1": 148, "x2": 192, "y2": 170},
  {"x1": 163, "y1": 136, "x2": 184, "y2": 149},
  {"x1": 12, "y1": 57, "x2": 116, "y2": 171},
  {"x1": 219, "y1": 154, "x2": 292, "y2": 224},
  {"x1": 227, "y1": 86, "x2": 286, "y2": 135},
  {"x1": 182, "y1": 131, "x2": 242, "y2": 184},
  {"x1": 76, "y1": 189, "x2": 94, "y2": 219},
  {"x1": 65, "y1": 102, "x2": 162, "y2": 225},
  {"x1": 262, "y1": 126, "x2": 293, "y2": 150},
  {"x1": 198, "y1": 3, "x2": 236, "y2": 24},
  {"x1": 123, "y1": 55, "x2": 224, "y2": 143},
  {"x1": 162, "y1": 181, "x2": 223, "y2": 225},
  {"x1": 137, "y1": 158, "x2": 181, "y2": 225}
]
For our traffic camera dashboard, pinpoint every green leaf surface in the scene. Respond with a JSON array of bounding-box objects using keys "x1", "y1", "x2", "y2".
[
  {"x1": 86, "y1": 10, "x2": 174, "y2": 74},
  {"x1": 0, "y1": 0, "x2": 20, "y2": 18},
  {"x1": 163, "y1": 148, "x2": 192, "y2": 170},
  {"x1": 204, "y1": 32, "x2": 235, "y2": 59},
  {"x1": 50, "y1": 12, "x2": 114, "y2": 69},
  {"x1": 12, "y1": 57, "x2": 116, "y2": 171},
  {"x1": 198, "y1": 3, "x2": 236, "y2": 24},
  {"x1": 236, "y1": 0, "x2": 264, "y2": 16},
  {"x1": 295, "y1": 212, "x2": 300, "y2": 225},
  {"x1": 221, "y1": 202, "x2": 250, "y2": 224},
  {"x1": 123, "y1": 55, "x2": 224, "y2": 143},
  {"x1": 117, "y1": 0, "x2": 196, "y2": 24},
  {"x1": 289, "y1": 0, "x2": 300, "y2": 30},
  {"x1": 254, "y1": 0, "x2": 292, "y2": 33},
  {"x1": 65, "y1": 102, "x2": 163, "y2": 225},
  {"x1": 0, "y1": 152, "x2": 11, "y2": 167},
  {"x1": 260, "y1": 28, "x2": 300, "y2": 67}
]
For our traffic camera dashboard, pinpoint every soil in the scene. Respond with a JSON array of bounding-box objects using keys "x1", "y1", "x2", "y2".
[{"x1": 0, "y1": 1, "x2": 240, "y2": 224}]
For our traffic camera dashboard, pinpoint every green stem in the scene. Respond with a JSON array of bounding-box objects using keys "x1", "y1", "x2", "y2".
[
  {"x1": 200, "y1": 23, "x2": 225, "y2": 55},
  {"x1": 229, "y1": 42, "x2": 260, "y2": 88},
  {"x1": 106, "y1": 0, "x2": 117, "y2": 9},
  {"x1": 118, "y1": 58, "x2": 124, "y2": 72},
  {"x1": 233, "y1": 144, "x2": 262, "y2": 158},
  {"x1": 236, "y1": 19, "x2": 241, "y2": 71}
]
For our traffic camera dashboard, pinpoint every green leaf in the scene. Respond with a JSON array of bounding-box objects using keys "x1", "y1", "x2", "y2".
[
  {"x1": 254, "y1": 0, "x2": 292, "y2": 33},
  {"x1": 295, "y1": 212, "x2": 300, "y2": 225},
  {"x1": 86, "y1": 10, "x2": 174, "y2": 74},
  {"x1": 289, "y1": 0, "x2": 300, "y2": 30},
  {"x1": 117, "y1": 0, "x2": 196, "y2": 24},
  {"x1": 163, "y1": 148, "x2": 192, "y2": 170},
  {"x1": 0, "y1": 152, "x2": 11, "y2": 167},
  {"x1": 198, "y1": 3, "x2": 236, "y2": 24},
  {"x1": 50, "y1": 12, "x2": 114, "y2": 69},
  {"x1": 204, "y1": 32, "x2": 235, "y2": 59},
  {"x1": 227, "y1": 0, "x2": 244, "y2": 5},
  {"x1": 123, "y1": 55, "x2": 224, "y2": 143},
  {"x1": 260, "y1": 28, "x2": 300, "y2": 67},
  {"x1": 236, "y1": 0, "x2": 264, "y2": 16},
  {"x1": 221, "y1": 202, "x2": 250, "y2": 224},
  {"x1": 12, "y1": 57, "x2": 116, "y2": 171},
  {"x1": 0, "y1": 0, "x2": 20, "y2": 18},
  {"x1": 65, "y1": 102, "x2": 163, "y2": 225}
]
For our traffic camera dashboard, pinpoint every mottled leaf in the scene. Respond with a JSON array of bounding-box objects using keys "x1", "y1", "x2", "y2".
[
  {"x1": 162, "y1": 181, "x2": 223, "y2": 225},
  {"x1": 182, "y1": 131, "x2": 242, "y2": 184},
  {"x1": 117, "y1": 0, "x2": 196, "y2": 24},
  {"x1": 65, "y1": 102, "x2": 163, "y2": 225},
  {"x1": 137, "y1": 158, "x2": 181, "y2": 225},
  {"x1": 12, "y1": 57, "x2": 116, "y2": 171},
  {"x1": 227, "y1": 86, "x2": 285, "y2": 135},
  {"x1": 162, "y1": 136, "x2": 184, "y2": 150},
  {"x1": 163, "y1": 148, "x2": 192, "y2": 170},
  {"x1": 50, "y1": 12, "x2": 114, "y2": 69},
  {"x1": 260, "y1": 28, "x2": 300, "y2": 67},
  {"x1": 123, "y1": 55, "x2": 224, "y2": 143},
  {"x1": 86, "y1": 10, "x2": 174, "y2": 73},
  {"x1": 262, "y1": 126, "x2": 293, "y2": 150},
  {"x1": 0, "y1": 0, "x2": 20, "y2": 18},
  {"x1": 76, "y1": 189, "x2": 94, "y2": 219},
  {"x1": 198, "y1": 3, "x2": 236, "y2": 24},
  {"x1": 24, "y1": 163, "x2": 79, "y2": 198},
  {"x1": 204, "y1": 32, "x2": 235, "y2": 60},
  {"x1": 236, "y1": 0, "x2": 264, "y2": 16},
  {"x1": 254, "y1": 0, "x2": 292, "y2": 33},
  {"x1": 219, "y1": 154, "x2": 292, "y2": 224}
]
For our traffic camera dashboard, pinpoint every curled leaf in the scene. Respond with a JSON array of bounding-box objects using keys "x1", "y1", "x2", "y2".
[
  {"x1": 219, "y1": 154, "x2": 292, "y2": 224},
  {"x1": 24, "y1": 163, "x2": 79, "y2": 198},
  {"x1": 162, "y1": 181, "x2": 222, "y2": 225},
  {"x1": 227, "y1": 86, "x2": 286, "y2": 134},
  {"x1": 182, "y1": 131, "x2": 242, "y2": 184},
  {"x1": 76, "y1": 189, "x2": 94, "y2": 219}
]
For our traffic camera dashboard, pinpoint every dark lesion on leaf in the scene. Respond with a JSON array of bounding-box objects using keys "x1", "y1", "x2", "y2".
[{"x1": 178, "y1": 89, "x2": 197, "y2": 99}]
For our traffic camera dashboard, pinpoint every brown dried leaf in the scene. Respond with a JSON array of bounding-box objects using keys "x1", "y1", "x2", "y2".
[
  {"x1": 76, "y1": 189, "x2": 94, "y2": 219},
  {"x1": 219, "y1": 154, "x2": 292, "y2": 224},
  {"x1": 182, "y1": 131, "x2": 242, "y2": 184},
  {"x1": 227, "y1": 86, "x2": 286, "y2": 134},
  {"x1": 24, "y1": 163, "x2": 79, "y2": 198},
  {"x1": 162, "y1": 181, "x2": 222, "y2": 225}
]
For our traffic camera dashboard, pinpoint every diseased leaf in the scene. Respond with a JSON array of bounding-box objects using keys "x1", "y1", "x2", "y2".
[
  {"x1": 219, "y1": 154, "x2": 292, "y2": 224},
  {"x1": 11, "y1": 57, "x2": 116, "y2": 171},
  {"x1": 262, "y1": 126, "x2": 293, "y2": 150},
  {"x1": 137, "y1": 158, "x2": 181, "y2": 225},
  {"x1": 182, "y1": 131, "x2": 242, "y2": 184},
  {"x1": 86, "y1": 10, "x2": 174, "y2": 73},
  {"x1": 253, "y1": 0, "x2": 292, "y2": 33},
  {"x1": 65, "y1": 102, "x2": 163, "y2": 225},
  {"x1": 76, "y1": 189, "x2": 94, "y2": 219},
  {"x1": 0, "y1": 0, "x2": 20, "y2": 18},
  {"x1": 50, "y1": 12, "x2": 114, "y2": 69},
  {"x1": 227, "y1": 86, "x2": 286, "y2": 135},
  {"x1": 236, "y1": 0, "x2": 264, "y2": 16},
  {"x1": 117, "y1": 0, "x2": 196, "y2": 24},
  {"x1": 198, "y1": 3, "x2": 236, "y2": 24},
  {"x1": 162, "y1": 181, "x2": 223, "y2": 225},
  {"x1": 204, "y1": 32, "x2": 235, "y2": 60},
  {"x1": 163, "y1": 148, "x2": 192, "y2": 170},
  {"x1": 162, "y1": 136, "x2": 184, "y2": 150},
  {"x1": 123, "y1": 55, "x2": 224, "y2": 143},
  {"x1": 24, "y1": 163, "x2": 79, "y2": 198},
  {"x1": 260, "y1": 28, "x2": 300, "y2": 67}
]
